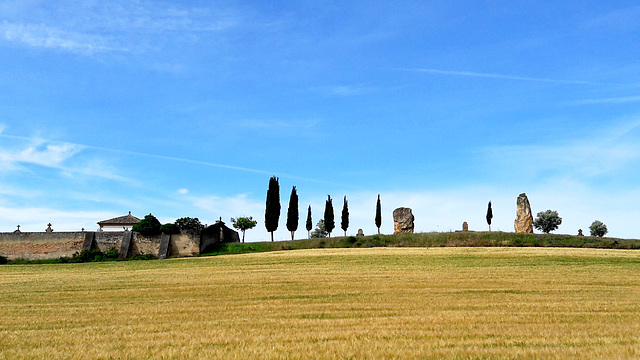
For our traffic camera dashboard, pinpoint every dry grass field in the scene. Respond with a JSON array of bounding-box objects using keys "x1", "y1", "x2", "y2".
[{"x1": 1, "y1": 247, "x2": 640, "y2": 359}]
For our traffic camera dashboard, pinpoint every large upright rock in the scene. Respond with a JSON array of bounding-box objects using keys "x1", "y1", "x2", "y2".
[
  {"x1": 393, "y1": 207, "x2": 415, "y2": 234},
  {"x1": 514, "y1": 193, "x2": 533, "y2": 233}
]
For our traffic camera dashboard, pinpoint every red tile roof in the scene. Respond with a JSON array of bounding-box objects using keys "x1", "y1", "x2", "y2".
[{"x1": 97, "y1": 212, "x2": 141, "y2": 225}]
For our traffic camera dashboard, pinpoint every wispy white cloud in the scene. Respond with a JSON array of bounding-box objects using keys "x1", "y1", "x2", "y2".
[
  {"x1": 0, "y1": 135, "x2": 134, "y2": 182},
  {"x1": 0, "y1": 21, "x2": 126, "y2": 54},
  {"x1": 0, "y1": 132, "x2": 345, "y2": 186},
  {"x1": 92, "y1": 3, "x2": 237, "y2": 33},
  {"x1": 403, "y1": 68, "x2": 600, "y2": 85},
  {"x1": 235, "y1": 119, "x2": 320, "y2": 130},
  {"x1": 150, "y1": 62, "x2": 188, "y2": 74},
  {"x1": 572, "y1": 95, "x2": 640, "y2": 105},
  {"x1": 311, "y1": 85, "x2": 374, "y2": 96},
  {"x1": 0, "y1": 140, "x2": 84, "y2": 167},
  {"x1": 586, "y1": 5, "x2": 640, "y2": 32},
  {"x1": 482, "y1": 141, "x2": 638, "y2": 178},
  {"x1": 0, "y1": 2, "x2": 238, "y2": 56},
  {"x1": 481, "y1": 117, "x2": 640, "y2": 178}
]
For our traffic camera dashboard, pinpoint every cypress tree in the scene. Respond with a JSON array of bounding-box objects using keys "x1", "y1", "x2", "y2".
[
  {"x1": 324, "y1": 195, "x2": 335, "y2": 237},
  {"x1": 264, "y1": 176, "x2": 281, "y2": 242},
  {"x1": 375, "y1": 194, "x2": 382, "y2": 234},
  {"x1": 341, "y1": 196, "x2": 349, "y2": 236},
  {"x1": 286, "y1": 186, "x2": 299, "y2": 241},
  {"x1": 306, "y1": 205, "x2": 312, "y2": 239},
  {"x1": 486, "y1": 201, "x2": 493, "y2": 231}
]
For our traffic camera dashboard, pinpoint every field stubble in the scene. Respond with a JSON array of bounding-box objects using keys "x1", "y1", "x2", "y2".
[{"x1": 1, "y1": 247, "x2": 639, "y2": 359}]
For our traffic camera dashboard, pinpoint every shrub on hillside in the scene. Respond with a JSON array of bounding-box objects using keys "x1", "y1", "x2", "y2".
[
  {"x1": 59, "y1": 249, "x2": 120, "y2": 263},
  {"x1": 0, "y1": 254, "x2": 8, "y2": 265},
  {"x1": 71, "y1": 249, "x2": 105, "y2": 262},
  {"x1": 132, "y1": 213, "x2": 162, "y2": 236},
  {"x1": 589, "y1": 220, "x2": 608, "y2": 237},
  {"x1": 310, "y1": 219, "x2": 328, "y2": 238},
  {"x1": 533, "y1": 210, "x2": 562, "y2": 234}
]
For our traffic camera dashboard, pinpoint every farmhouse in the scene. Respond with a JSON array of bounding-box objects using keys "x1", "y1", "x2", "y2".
[{"x1": 97, "y1": 212, "x2": 141, "y2": 231}]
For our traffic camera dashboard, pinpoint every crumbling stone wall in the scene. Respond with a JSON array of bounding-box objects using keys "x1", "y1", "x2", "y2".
[
  {"x1": 95, "y1": 232, "x2": 126, "y2": 253},
  {"x1": 169, "y1": 234, "x2": 199, "y2": 257},
  {"x1": 0, "y1": 231, "x2": 200, "y2": 260},
  {"x1": 0, "y1": 232, "x2": 85, "y2": 260}
]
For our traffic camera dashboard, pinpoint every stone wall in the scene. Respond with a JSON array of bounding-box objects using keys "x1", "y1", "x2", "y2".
[
  {"x1": 95, "y1": 232, "x2": 126, "y2": 253},
  {"x1": 168, "y1": 234, "x2": 199, "y2": 257},
  {"x1": 0, "y1": 231, "x2": 200, "y2": 260},
  {"x1": 0, "y1": 232, "x2": 85, "y2": 260}
]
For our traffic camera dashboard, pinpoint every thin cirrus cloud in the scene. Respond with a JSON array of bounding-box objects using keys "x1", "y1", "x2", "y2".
[
  {"x1": 402, "y1": 68, "x2": 601, "y2": 85},
  {"x1": 235, "y1": 119, "x2": 320, "y2": 131},
  {"x1": 0, "y1": 141, "x2": 84, "y2": 167},
  {"x1": 310, "y1": 85, "x2": 374, "y2": 96},
  {"x1": 0, "y1": 139, "x2": 135, "y2": 183},
  {"x1": 0, "y1": 21, "x2": 126, "y2": 54},
  {"x1": 0, "y1": 133, "x2": 347, "y2": 187},
  {"x1": 480, "y1": 119, "x2": 640, "y2": 178},
  {"x1": 572, "y1": 95, "x2": 640, "y2": 105},
  {"x1": 0, "y1": 2, "x2": 239, "y2": 55}
]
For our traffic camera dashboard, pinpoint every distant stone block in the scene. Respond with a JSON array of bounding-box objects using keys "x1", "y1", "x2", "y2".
[
  {"x1": 393, "y1": 207, "x2": 414, "y2": 234},
  {"x1": 514, "y1": 193, "x2": 533, "y2": 233}
]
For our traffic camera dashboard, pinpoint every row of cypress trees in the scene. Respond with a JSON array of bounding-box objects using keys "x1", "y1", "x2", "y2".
[{"x1": 264, "y1": 176, "x2": 383, "y2": 242}]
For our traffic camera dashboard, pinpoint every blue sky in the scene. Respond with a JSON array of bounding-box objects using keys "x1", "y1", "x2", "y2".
[{"x1": 1, "y1": 1, "x2": 640, "y2": 240}]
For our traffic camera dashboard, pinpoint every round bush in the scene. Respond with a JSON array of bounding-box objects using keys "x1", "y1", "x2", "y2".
[
  {"x1": 589, "y1": 220, "x2": 608, "y2": 237},
  {"x1": 160, "y1": 223, "x2": 180, "y2": 235},
  {"x1": 132, "y1": 214, "x2": 162, "y2": 236},
  {"x1": 533, "y1": 210, "x2": 562, "y2": 234}
]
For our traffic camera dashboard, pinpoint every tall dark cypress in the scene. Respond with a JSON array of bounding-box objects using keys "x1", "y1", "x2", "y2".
[
  {"x1": 375, "y1": 194, "x2": 382, "y2": 234},
  {"x1": 264, "y1": 176, "x2": 281, "y2": 242},
  {"x1": 286, "y1": 186, "x2": 299, "y2": 241},
  {"x1": 341, "y1": 196, "x2": 349, "y2": 236},
  {"x1": 324, "y1": 195, "x2": 335, "y2": 237},
  {"x1": 486, "y1": 201, "x2": 493, "y2": 231},
  {"x1": 306, "y1": 205, "x2": 312, "y2": 239}
]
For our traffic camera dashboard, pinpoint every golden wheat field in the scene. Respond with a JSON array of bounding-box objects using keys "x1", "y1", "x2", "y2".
[{"x1": 1, "y1": 247, "x2": 640, "y2": 359}]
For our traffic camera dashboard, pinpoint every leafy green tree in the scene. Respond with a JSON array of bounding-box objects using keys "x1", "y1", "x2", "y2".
[
  {"x1": 324, "y1": 195, "x2": 335, "y2": 237},
  {"x1": 589, "y1": 220, "x2": 608, "y2": 237},
  {"x1": 341, "y1": 196, "x2": 349, "y2": 236},
  {"x1": 286, "y1": 186, "x2": 299, "y2": 241},
  {"x1": 486, "y1": 201, "x2": 493, "y2": 231},
  {"x1": 174, "y1": 217, "x2": 204, "y2": 233},
  {"x1": 375, "y1": 194, "x2": 382, "y2": 234},
  {"x1": 310, "y1": 219, "x2": 328, "y2": 238},
  {"x1": 132, "y1": 213, "x2": 162, "y2": 236},
  {"x1": 160, "y1": 223, "x2": 180, "y2": 235},
  {"x1": 306, "y1": 205, "x2": 313, "y2": 238},
  {"x1": 231, "y1": 216, "x2": 258, "y2": 243},
  {"x1": 533, "y1": 210, "x2": 562, "y2": 234},
  {"x1": 265, "y1": 176, "x2": 281, "y2": 242}
]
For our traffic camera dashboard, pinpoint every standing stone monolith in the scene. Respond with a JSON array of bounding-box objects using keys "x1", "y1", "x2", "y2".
[
  {"x1": 393, "y1": 207, "x2": 414, "y2": 234},
  {"x1": 514, "y1": 193, "x2": 533, "y2": 233}
]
